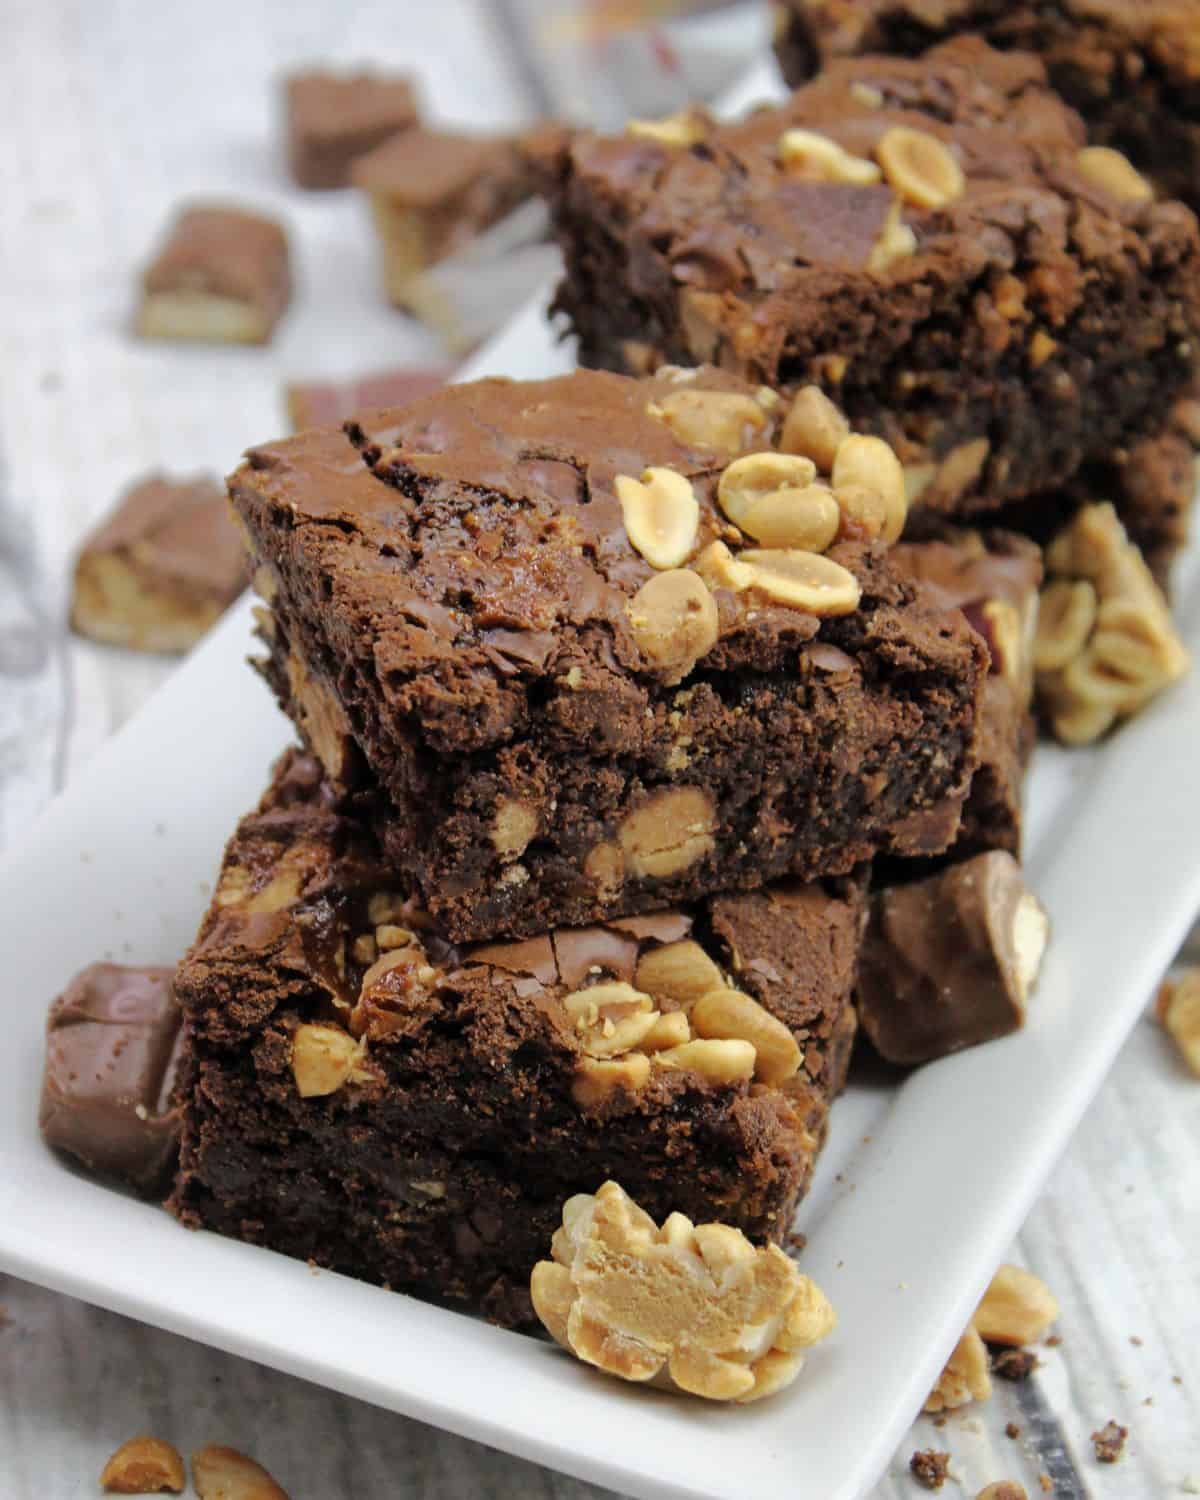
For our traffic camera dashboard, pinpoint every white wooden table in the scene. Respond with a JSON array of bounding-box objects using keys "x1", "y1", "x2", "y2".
[{"x1": 1, "y1": 3, "x2": 1197, "y2": 1496}]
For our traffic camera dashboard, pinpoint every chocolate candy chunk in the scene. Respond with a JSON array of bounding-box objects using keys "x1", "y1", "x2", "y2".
[
  {"x1": 136, "y1": 204, "x2": 291, "y2": 345},
  {"x1": 71, "y1": 473, "x2": 245, "y2": 653},
  {"x1": 352, "y1": 129, "x2": 534, "y2": 284},
  {"x1": 40, "y1": 963, "x2": 184, "y2": 1196},
  {"x1": 285, "y1": 366, "x2": 451, "y2": 433},
  {"x1": 857, "y1": 851, "x2": 1049, "y2": 1065},
  {"x1": 286, "y1": 71, "x2": 418, "y2": 190}
]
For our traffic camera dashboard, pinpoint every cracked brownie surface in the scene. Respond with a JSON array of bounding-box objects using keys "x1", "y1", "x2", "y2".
[{"x1": 230, "y1": 367, "x2": 985, "y2": 941}]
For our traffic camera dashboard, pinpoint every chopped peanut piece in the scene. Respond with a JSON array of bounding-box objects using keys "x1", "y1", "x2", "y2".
[
  {"x1": 191, "y1": 1445, "x2": 290, "y2": 1500},
  {"x1": 717, "y1": 451, "x2": 818, "y2": 529},
  {"x1": 626, "y1": 568, "x2": 719, "y2": 684},
  {"x1": 627, "y1": 110, "x2": 706, "y2": 148},
  {"x1": 1076, "y1": 146, "x2": 1154, "y2": 202},
  {"x1": 635, "y1": 939, "x2": 725, "y2": 1009},
  {"x1": 738, "y1": 548, "x2": 861, "y2": 615},
  {"x1": 778, "y1": 128, "x2": 881, "y2": 185},
  {"x1": 780, "y1": 385, "x2": 851, "y2": 471},
  {"x1": 615, "y1": 467, "x2": 700, "y2": 569},
  {"x1": 972, "y1": 1264, "x2": 1059, "y2": 1346},
  {"x1": 831, "y1": 434, "x2": 906, "y2": 542},
  {"x1": 101, "y1": 1436, "x2": 186, "y2": 1494},
  {"x1": 877, "y1": 126, "x2": 965, "y2": 209},
  {"x1": 654, "y1": 1037, "x2": 757, "y2": 1084},
  {"x1": 291, "y1": 1023, "x2": 366, "y2": 1098},
  {"x1": 691, "y1": 987, "x2": 802, "y2": 1084},
  {"x1": 646, "y1": 389, "x2": 769, "y2": 456},
  {"x1": 740, "y1": 484, "x2": 841, "y2": 553},
  {"x1": 530, "y1": 1181, "x2": 835, "y2": 1402},
  {"x1": 1155, "y1": 970, "x2": 1200, "y2": 1076},
  {"x1": 925, "y1": 1326, "x2": 993, "y2": 1412}
]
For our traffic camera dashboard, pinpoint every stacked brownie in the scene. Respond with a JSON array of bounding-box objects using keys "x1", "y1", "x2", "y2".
[
  {"x1": 168, "y1": 364, "x2": 993, "y2": 1323},
  {"x1": 772, "y1": 1, "x2": 1200, "y2": 215},
  {"x1": 537, "y1": 38, "x2": 1200, "y2": 573}
]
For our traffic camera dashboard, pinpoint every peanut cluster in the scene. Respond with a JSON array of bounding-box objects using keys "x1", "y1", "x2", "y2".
[
  {"x1": 621, "y1": 380, "x2": 909, "y2": 684},
  {"x1": 530, "y1": 1180, "x2": 836, "y2": 1403},
  {"x1": 569, "y1": 938, "x2": 802, "y2": 1108},
  {"x1": 1034, "y1": 503, "x2": 1190, "y2": 744}
]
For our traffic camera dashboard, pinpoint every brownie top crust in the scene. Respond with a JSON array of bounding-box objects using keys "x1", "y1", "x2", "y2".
[
  {"x1": 538, "y1": 36, "x2": 1200, "y2": 385},
  {"x1": 231, "y1": 368, "x2": 985, "y2": 760}
]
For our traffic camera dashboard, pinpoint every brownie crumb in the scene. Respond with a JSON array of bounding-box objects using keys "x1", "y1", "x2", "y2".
[
  {"x1": 1044, "y1": 1334, "x2": 1062, "y2": 1347},
  {"x1": 1091, "y1": 1420, "x2": 1128, "y2": 1463},
  {"x1": 910, "y1": 1450, "x2": 950, "y2": 1490},
  {"x1": 992, "y1": 1348, "x2": 1038, "y2": 1382},
  {"x1": 1005, "y1": 1422, "x2": 1021, "y2": 1440},
  {"x1": 1129, "y1": 1335, "x2": 1143, "y2": 1347},
  {"x1": 787, "y1": 1231, "x2": 808, "y2": 1252}
]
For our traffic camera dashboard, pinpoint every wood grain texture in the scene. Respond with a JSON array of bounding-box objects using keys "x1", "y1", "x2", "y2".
[{"x1": 0, "y1": 2, "x2": 1197, "y2": 1498}]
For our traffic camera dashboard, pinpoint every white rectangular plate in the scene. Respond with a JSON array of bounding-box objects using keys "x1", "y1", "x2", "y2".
[{"x1": 3, "y1": 287, "x2": 1200, "y2": 1500}]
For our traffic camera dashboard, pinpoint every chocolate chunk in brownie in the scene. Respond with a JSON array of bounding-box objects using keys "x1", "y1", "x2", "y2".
[
  {"x1": 229, "y1": 366, "x2": 986, "y2": 941},
  {"x1": 71, "y1": 473, "x2": 246, "y2": 653},
  {"x1": 539, "y1": 36, "x2": 1200, "y2": 533},
  {"x1": 40, "y1": 963, "x2": 184, "y2": 1196},
  {"x1": 169, "y1": 751, "x2": 864, "y2": 1326},
  {"x1": 285, "y1": 71, "x2": 418, "y2": 190},
  {"x1": 773, "y1": 0, "x2": 1200, "y2": 214},
  {"x1": 856, "y1": 849, "x2": 1049, "y2": 1065},
  {"x1": 136, "y1": 204, "x2": 291, "y2": 345}
]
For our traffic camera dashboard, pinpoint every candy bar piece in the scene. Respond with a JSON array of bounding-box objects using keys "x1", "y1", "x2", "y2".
[
  {"x1": 40, "y1": 963, "x2": 184, "y2": 1196},
  {"x1": 232, "y1": 367, "x2": 987, "y2": 943},
  {"x1": 285, "y1": 70, "x2": 418, "y2": 190},
  {"x1": 891, "y1": 529, "x2": 1042, "y2": 859},
  {"x1": 136, "y1": 205, "x2": 291, "y2": 345},
  {"x1": 71, "y1": 473, "x2": 245, "y2": 653},
  {"x1": 169, "y1": 750, "x2": 864, "y2": 1325},
  {"x1": 284, "y1": 365, "x2": 452, "y2": 432},
  {"x1": 857, "y1": 851, "x2": 1049, "y2": 1065},
  {"x1": 352, "y1": 129, "x2": 537, "y2": 305}
]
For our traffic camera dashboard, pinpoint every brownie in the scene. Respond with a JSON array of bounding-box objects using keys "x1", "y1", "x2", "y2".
[
  {"x1": 285, "y1": 71, "x2": 418, "y2": 190},
  {"x1": 538, "y1": 38, "x2": 1200, "y2": 529},
  {"x1": 169, "y1": 751, "x2": 865, "y2": 1326},
  {"x1": 352, "y1": 129, "x2": 537, "y2": 308},
  {"x1": 70, "y1": 473, "x2": 246, "y2": 652},
  {"x1": 890, "y1": 528, "x2": 1042, "y2": 860},
  {"x1": 136, "y1": 205, "x2": 291, "y2": 346},
  {"x1": 773, "y1": 0, "x2": 1200, "y2": 213},
  {"x1": 40, "y1": 963, "x2": 184, "y2": 1196},
  {"x1": 230, "y1": 367, "x2": 986, "y2": 942}
]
